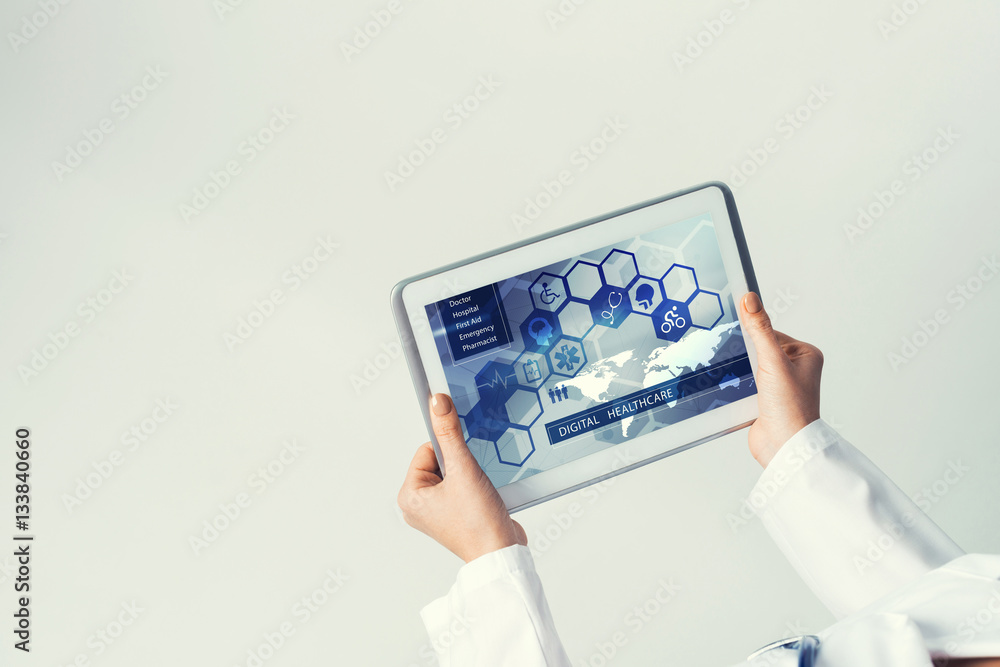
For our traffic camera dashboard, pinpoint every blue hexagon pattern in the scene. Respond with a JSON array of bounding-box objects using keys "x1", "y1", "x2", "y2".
[{"x1": 455, "y1": 247, "x2": 735, "y2": 470}]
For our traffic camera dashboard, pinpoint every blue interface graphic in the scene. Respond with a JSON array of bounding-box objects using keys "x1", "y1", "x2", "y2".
[{"x1": 425, "y1": 213, "x2": 757, "y2": 488}]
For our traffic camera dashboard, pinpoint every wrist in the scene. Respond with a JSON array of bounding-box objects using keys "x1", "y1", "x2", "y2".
[
  {"x1": 751, "y1": 415, "x2": 817, "y2": 467},
  {"x1": 461, "y1": 530, "x2": 521, "y2": 563}
]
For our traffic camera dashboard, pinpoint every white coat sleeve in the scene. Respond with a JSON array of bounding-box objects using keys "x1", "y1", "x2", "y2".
[
  {"x1": 421, "y1": 544, "x2": 572, "y2": 667},
  {"x1": 751, "y1": 419, "x2": 964, "y2": 619}
]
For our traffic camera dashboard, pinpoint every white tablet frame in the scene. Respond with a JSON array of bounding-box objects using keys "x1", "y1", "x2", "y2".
[{"x1": 391, "y1": 182, "x2": 760, "y2": 512}]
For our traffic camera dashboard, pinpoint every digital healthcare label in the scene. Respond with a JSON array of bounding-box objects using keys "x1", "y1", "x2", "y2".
[{"x1": 425, "y1": 213, "x2": 757, "y2": 489}]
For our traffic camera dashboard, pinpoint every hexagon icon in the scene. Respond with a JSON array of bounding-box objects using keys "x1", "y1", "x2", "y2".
[
  {"x1": 589, "y1": 284, "x2": 633, "y2": 329},
  {"x1": 635, "y1": 243, "x2": 679, "y2": 278},
  {"x1": 558, "y1": 300, "x2": 595, "y2": 338},
  {"x1": 651, "y1": 299, "x2": 692, "y2": 342},
  {"x1": 547, "y1": 338, "x2": 587, "y2": 377},
  {"x1": 495, "y1": 427, "x2": 535, "y2": 466},
  {"x1": 680, "y1": 223, "x2": 726, "y2": 289},
  {"x1": 576, "y1": 334, "x2": 602, "y2": 372},
  {"x1": 504, "y1": 388, "x2": 542, "y2": 426},
  {"x1": 599, "y1": 250, "x2": 639, "y2": 289},
  {"x1": 566, "y1": 261, "x2": 603, "y2": 301},
  {"x1": 628, "y1": 277, "x2": 663, "y2": 316},
  {"x1": 661, "y1": 264, "x2": 698, "y2": 302},
  {"x1": 687, "y1": 289, "x2": 724, "y2": 329},
  {"x1": 514, "y1": 352, "x2": 550, "y2": 386},
  {"x1": 465, "y1": 436, "x2": 491, "y2": 463},
  {"x1": 529, "y1": 272, "x2": 568, "y2": 312},
  {"x1": 519, "y1": 309, "x2": 562, "y2": 353},
  {"x1": 463, "y1": 401, "x2": 510, "y2": 442}
]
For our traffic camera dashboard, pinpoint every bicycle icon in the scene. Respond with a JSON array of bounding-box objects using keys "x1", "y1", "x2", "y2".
[{"x1": 660, "y1": 306, "x2": 687, "y2": 334}]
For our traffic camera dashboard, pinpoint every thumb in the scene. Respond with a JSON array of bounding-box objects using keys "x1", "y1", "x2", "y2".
[
  {"x1": 512, "y1": 520, "x2": 528, "y2": 547},
  {"x1": 429, "y1": 393, "x2": 476, "y2": 473},
  {"x1": 739, "y1": 292, "x2": 784, "y2": 366}
]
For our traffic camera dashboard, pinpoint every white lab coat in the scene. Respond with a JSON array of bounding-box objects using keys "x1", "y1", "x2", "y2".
[{"x1": 421, "y1": 420, "x2": 1000, "y2": 666}]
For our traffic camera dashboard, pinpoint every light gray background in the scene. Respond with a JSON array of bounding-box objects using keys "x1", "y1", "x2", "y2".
[{"x1": 2, "y1": 1, "x2": 998, "y2": 665}]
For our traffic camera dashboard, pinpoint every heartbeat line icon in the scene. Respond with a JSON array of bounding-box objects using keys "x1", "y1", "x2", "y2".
[{"x1": 477, "y1": 369, "x2": 517, "y2": 392}]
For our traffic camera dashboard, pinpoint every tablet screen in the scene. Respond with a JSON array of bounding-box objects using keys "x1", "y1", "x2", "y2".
[{"x1": 424, "y1": 212, "x2": 756, "y2": 488}]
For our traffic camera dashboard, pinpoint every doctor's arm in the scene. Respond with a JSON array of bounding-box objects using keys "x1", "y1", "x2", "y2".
[
  {"x1": 398, "y1": 394, "x2": 571, "y2": 667},
  {"x1": 737, "y1": 293, "x2": 964, "y2": 619}
]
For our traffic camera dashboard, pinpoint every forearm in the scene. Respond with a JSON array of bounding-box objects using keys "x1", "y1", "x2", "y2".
[
  {"x1": 422, "y1": 545, "x2": 571, "y2": 666},
  {"x1": 752, "y1": 419, "x2": 964, "y2": 618}
]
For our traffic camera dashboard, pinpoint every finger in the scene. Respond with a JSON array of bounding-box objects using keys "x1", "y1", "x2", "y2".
[
  {"x1": 429, "y1": 393, "x2": 477, "y2": 472},
  {"x1": 774, "y1": 332, "x2": 811, "y2": 358},
  {"x1": 402, "y1": 443, "x2": 442, "y2": 491},
  {"x1": 773, "y1": 330, "x2": 824, "y2": 365},
  {"x1": 791, "y1": 342, "x2": 825, "y2": 372},
  {"x1": 773, "y1": 330, "x2": 801, "y2": 346},
  {"x1": 408, "y1": 442, "x2": 441, "y2": 476},
  {"x1": 512, "y1": 520, "x2": 528, "y2": 547},
  {"x1": 739, "y1": 292, "x2": 785, "y2": 366}
]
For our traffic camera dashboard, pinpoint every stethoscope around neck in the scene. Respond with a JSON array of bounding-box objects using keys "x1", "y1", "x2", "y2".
[{"x1": 746, "y1": 635, "x2": 820, "y2": 666}]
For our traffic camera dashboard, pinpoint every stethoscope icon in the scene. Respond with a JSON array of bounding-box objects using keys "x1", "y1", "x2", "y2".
[{"x1": 602, "y1": 291, "x2": 623, "y2": 325}]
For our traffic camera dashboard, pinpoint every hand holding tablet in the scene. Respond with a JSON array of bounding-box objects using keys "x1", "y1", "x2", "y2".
[
  {"x1": 398, "y1": 286, "x2": 828, "y2": 563},
  {"x1": 397, "y1": 392, "x2": 528, "y2": 563},
  {"x1": 393, "y1": 183, "x2": 763, "y2": 511},
  {"x1": 737, "y1": 293, "x2": 824, "y2": 467}
]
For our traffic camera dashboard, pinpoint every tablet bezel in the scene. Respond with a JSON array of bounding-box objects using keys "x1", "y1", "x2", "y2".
[{"x1": 391, "y1": 182, "x2": 760, "y2": 512}]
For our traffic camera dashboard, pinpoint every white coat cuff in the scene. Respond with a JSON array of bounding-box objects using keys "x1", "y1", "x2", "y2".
[
  {"x1": 751, "y1": 418, "x2": 840, "y2": 500},
  {"x1": 420, "y1": 544, "x2": 535, "y2": 637}
]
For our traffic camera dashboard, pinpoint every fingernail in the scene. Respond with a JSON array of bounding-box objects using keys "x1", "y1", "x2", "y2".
[
  {"x1": 744, "y1": 292, "x2": 762, "y2": 314},
  {"x1": 431, "y1": 393, "x2": 452, "y2": 416}
]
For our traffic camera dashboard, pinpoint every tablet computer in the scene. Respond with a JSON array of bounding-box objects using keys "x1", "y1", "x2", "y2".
[{"x1": 391, "y1": 182, "x2": 760, "y2": 512}]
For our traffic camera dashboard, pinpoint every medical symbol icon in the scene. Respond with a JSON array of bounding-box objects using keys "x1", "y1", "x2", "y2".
[
  {"x1": 554, "y1": 344, "x2": 580, "y2": 371},
  {"x1": 548, "y1": 385, "x2": 569, "y2": 403},
  {"x1": 539, "y1": 282, "x2": 560, "y2": 305},
  {"x1": 602, "y1": 290, "x2": 624, "y2": 325},
  {"x1": 635, "y1": 283, "x2": 655, "y2": 309},
  {"x1": 434, "y1": 241, "x2": 739, "y2": 479},
  {"x1": 660, "y1": 306, "x2": 687, "y2": 334},
  {"x1": 527, "y1": 317, "x2": 554, "y2": 346}
]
